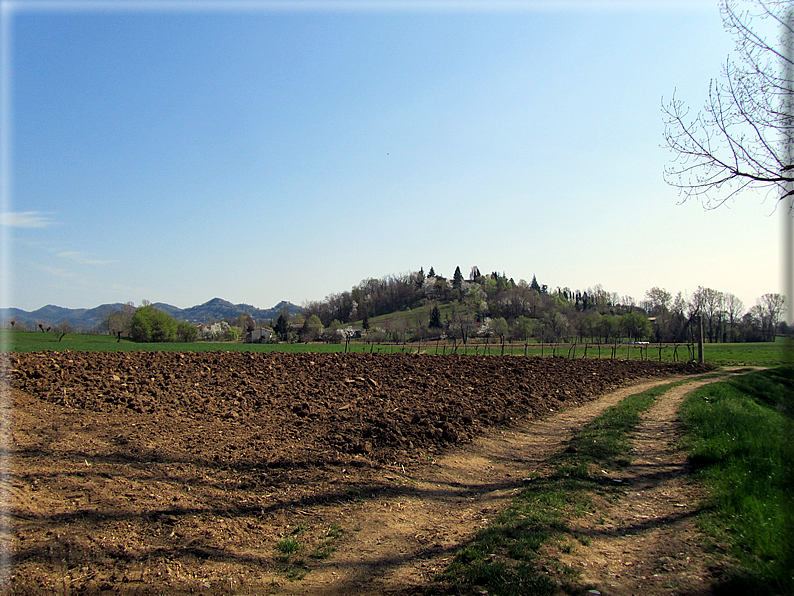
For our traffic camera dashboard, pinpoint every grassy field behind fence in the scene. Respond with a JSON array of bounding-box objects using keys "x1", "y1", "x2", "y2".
[{"x1": 1, "y1": 329, "x2": 791, "y2": 366}]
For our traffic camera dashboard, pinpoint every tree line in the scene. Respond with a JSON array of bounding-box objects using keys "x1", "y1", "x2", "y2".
[
  {"x1": 13, "y1": 266, "x2": 786, "y2": 346},
  {"x1": 300, "y1": 267, "x2": 787, "y2": 345}
]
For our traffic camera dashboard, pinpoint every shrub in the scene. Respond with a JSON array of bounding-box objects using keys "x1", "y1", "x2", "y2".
[
  {"x1": 130, "y1": 305, "x2": 177, "y2": 342},
  {"x1": 176, "y1": 320, "x2": 198, "y2": 342}
]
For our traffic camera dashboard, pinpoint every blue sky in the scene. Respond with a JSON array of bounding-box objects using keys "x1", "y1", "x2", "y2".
[{"x1": 0, "y1": 0, "x2": 784, "y2": 312}]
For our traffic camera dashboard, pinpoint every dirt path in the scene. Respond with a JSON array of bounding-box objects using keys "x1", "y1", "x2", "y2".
[
  {"x1": 553, "y1": 375, "x2": 737, "y2": 596},
  {"x1": 286, "y1": 372, "x2": 738, "y2": 595}
]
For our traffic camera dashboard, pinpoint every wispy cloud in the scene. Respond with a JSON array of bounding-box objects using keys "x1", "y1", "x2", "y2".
[
  {"x1": 0, "y1": 211, "x2": 55, "y2": 228},
  {"x1": 57, "y1": 251, "x2": 117, "y2": 265}
]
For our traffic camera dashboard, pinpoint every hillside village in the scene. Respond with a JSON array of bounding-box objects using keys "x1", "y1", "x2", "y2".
[{"x1": 298, "y1": 267, "x2": 786, "y2": 345}]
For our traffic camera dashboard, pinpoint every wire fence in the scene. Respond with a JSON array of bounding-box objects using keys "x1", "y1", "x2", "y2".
[{"x1": 349, "y1": 339, "x2": 698, "y2": 362}]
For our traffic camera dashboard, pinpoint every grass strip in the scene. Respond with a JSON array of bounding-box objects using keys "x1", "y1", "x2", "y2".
[
  {"x1": 5, "y1": 329, "x2": 791, "y2": 366},
  {"x1": 433, "y1": 381, "x2": 685, "y2": 595},
  {"x1": 678, "y1": 366, "x2": 794, "y2": 596}
]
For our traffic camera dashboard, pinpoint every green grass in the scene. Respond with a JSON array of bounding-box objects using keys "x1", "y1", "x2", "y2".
[
  {"x1": 274, "y1": 534, "x2": 308, "y2": 581},
  {"x1": 0, "y1": 329, "x2": 352, "y2": 353},
  {"x1": 273, "y1": 522, "x2": 345, "y2": 580},
  {"x1": 679, "y1": 367, "x2": 794, "y2": 595},
  {"x1": 310, "y1": 523, "x2": 344, "y2": 560},
  {"x1": 557, "y1": 384, "x2": 674, "y2": 464},
  {"x1": 4, "y1": 329, "x2": 790, "y2": 366},
  {"x1": 435, "y1": 381, "x2": 682, "y2": 595},
  {"x1": 275, "y1": 536, "x2": 302, "y2": 556},
  {"x1": 698, "y1": 341, "x2": 793, "y2": 367},
  {"x1": 360, "y1": 304, "x2": 438, "y2": 330}
]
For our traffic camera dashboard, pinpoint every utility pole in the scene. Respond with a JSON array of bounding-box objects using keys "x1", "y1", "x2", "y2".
[{"x1": 697, "y1": 314, "x2": 704, "y2": 364}]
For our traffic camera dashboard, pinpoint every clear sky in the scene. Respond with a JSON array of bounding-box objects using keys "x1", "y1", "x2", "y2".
[{"x1": 0, "y1": 0, "x2": 784, "y2": 313}]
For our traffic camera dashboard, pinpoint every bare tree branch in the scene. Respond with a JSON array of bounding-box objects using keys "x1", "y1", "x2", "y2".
[{"x1": 663, "y1": 0, "x2": 794, "y2": 210}]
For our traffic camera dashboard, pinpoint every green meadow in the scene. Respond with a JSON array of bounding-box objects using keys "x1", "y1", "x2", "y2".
[
  {"x1": 2, "y1": 329, "x2": 791, "y2": 367},
  {"x1": 0, "y1": 329, "x2": 341, "y2": 354}
]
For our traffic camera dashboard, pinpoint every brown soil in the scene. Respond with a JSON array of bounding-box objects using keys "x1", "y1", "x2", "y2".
[{"x1": 3, "y1": 351, "x2": 714, "y2": 594}]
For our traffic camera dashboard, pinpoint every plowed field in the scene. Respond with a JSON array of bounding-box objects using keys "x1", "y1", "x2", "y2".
[{"x1": 4, "y1": 351, "x2": 712, "y2": 594}]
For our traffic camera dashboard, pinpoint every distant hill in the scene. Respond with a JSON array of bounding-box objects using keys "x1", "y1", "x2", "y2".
[
  {"x1": 0, "y1": 299, "x2": 302, "y2": 332},
  {"x1": 153, "y1": 298, "x2": 301, "y2": 325}
]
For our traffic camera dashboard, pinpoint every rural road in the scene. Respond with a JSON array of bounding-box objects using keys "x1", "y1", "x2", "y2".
[{"x1": 288, "y1": 371, "x2": 739, "y2": 596}]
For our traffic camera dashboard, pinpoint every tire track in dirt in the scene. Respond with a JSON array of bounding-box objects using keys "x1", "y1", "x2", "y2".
[
  {"x1": 554, "y1": 371, "x2": 753, "y2": 596},
  {"x1": 287, "y1": 374, "x2": 726, "y2": 596}
]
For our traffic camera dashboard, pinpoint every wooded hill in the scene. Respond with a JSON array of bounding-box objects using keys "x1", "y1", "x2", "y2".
[{"x1": 299, "y1": 266, "x2": 786, "y2": 344}]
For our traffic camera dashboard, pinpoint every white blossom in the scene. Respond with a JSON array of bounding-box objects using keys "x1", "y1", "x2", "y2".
[{"x1": 337, "y1": 326, "x2": 356, "y2": 340}]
